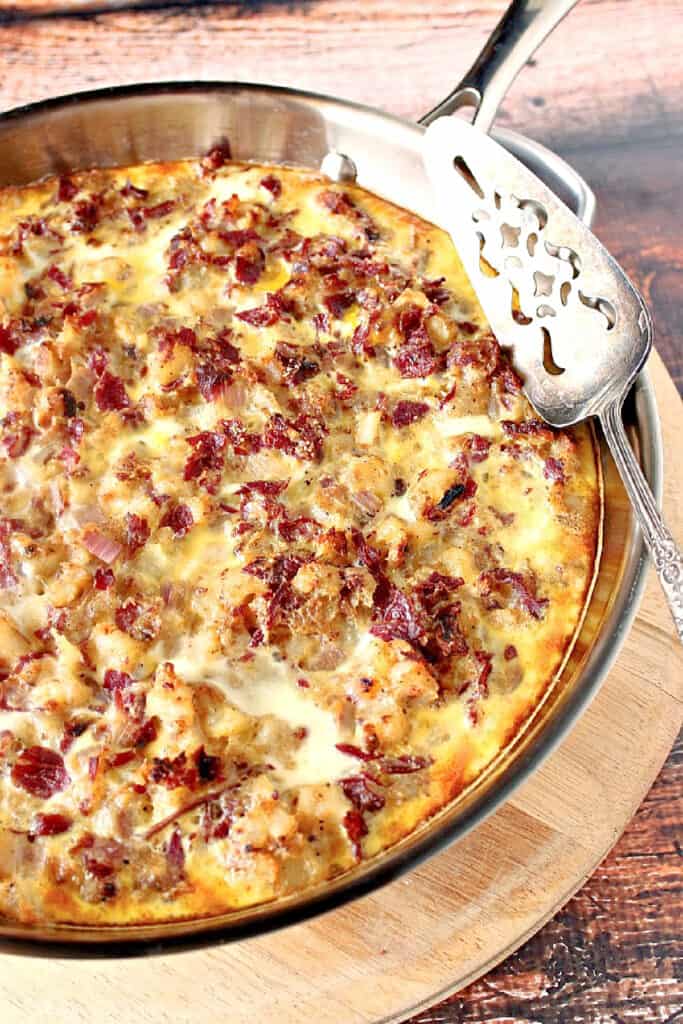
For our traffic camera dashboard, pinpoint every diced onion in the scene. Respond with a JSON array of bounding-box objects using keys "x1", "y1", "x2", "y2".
[
  {"x1": 352, "y1": 490, "x2": 382, "y2": 516},
  {"x1": 218, "y1": 381, "x2": 247, "y2": 410},
  {"x1": 71, "y1": 502, "x2": 106, "y2": 527},
  {"x1": 356, "y1": 410, "x2": 380, "y2": 447},
  {"x1": 82, "y1": 527, "x2": 122, "y2": 564}
]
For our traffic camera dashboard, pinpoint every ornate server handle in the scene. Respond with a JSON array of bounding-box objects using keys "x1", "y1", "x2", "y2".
[
  {"x1": 419, "y1": 0, "x2": 579, "y2": 131},
  {"x1": 601, "y1": 401, "x2": 683, "y2": 644}
]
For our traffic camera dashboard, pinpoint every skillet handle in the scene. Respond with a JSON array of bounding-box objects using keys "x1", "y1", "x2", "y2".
[
  {"x1": 600, "y1": 400, "x2": 683, "y2": 645},
  {"x1": 419, "y1": 0, "x2": 579, "y2": 131}
]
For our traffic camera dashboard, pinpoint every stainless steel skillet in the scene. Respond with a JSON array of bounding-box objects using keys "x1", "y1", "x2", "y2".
[{"x1": 0, "y1": 0, "x2": 663, "y2": 950}]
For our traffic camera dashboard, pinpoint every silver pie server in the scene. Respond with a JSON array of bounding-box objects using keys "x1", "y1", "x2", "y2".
[{"x1": 422, "y1": 116, "x2": 683, "y2": 643}]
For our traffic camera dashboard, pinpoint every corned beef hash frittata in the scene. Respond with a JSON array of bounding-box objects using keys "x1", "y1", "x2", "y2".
[{"x1": 0, "y1": 151, "x2": 600, "y2": 926}]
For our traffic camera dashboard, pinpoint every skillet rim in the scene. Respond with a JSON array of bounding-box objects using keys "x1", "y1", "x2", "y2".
[{"x1": 0, "y1": 79, "x2": 661, "y2": 956}]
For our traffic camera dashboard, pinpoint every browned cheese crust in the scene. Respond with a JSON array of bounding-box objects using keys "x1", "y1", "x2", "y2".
[{"x1": 0, "y1": 152, "x2": 600, "y2": 926}]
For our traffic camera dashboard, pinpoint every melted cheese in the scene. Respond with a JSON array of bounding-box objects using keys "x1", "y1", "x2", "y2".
[{"x1": 170, "y1": 645, "x2": 355, "y2": 787}]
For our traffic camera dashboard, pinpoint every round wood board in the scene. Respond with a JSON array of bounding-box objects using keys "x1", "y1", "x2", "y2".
[{"x1": 1, "y1": 352, "x2": 681, "y2": 1024}]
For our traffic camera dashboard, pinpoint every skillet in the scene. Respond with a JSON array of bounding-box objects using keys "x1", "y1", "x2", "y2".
[{"x1": 0, "y1": 0, "x2": 662, "y2": 951}]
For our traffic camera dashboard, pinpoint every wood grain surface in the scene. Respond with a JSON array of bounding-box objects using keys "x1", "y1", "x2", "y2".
[
  {"x1": 0, "y1": 2, "x2": 680, "y2": 1021},
  {"x1": 0, "y1": 0, "x2": 681, "y2": 153},
  {"x1": 418, "y1": 737, "x2": 683, "y2": 1024}
]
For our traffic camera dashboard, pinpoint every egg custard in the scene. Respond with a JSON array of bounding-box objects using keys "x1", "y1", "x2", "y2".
[{"x1": 0, "y1": 152, "x2": 600, "y2": 926}]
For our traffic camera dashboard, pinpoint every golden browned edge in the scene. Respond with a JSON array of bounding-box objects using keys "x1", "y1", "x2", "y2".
[
  {"x1": 442, "y1": 421, "x2": 604, "y2": 797},
  {"x1": 0, "y1": 160, "x2": 604, "y2": 936},
  {"x1": 367, "y1": 421, "x2": 604, "y2": 839}
]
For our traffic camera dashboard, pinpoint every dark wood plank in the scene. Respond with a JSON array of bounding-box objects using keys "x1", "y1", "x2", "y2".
[
  {"x1": 0, "y1": 0, "x2": 207, "y2": 17},
  {"x1": 414, "y1": 734, "x2": 683, "y2": 1024},
  {"x1": 0, "y1": 1, "x2": 680, "y2": 152},
  {"x1": 0, "y1": 0, "x2": 157, "y2": 14},
  {"x1": 553, "y1": 135, "x2": 683, "y2": 395}
]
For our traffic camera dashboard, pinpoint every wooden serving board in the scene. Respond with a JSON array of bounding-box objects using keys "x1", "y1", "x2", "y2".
[{"x1": 1, "y1": 352, "x2": 681, "y2": 1024}]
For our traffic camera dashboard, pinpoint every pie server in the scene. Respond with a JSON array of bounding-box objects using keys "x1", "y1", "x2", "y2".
[{"x1": 422, "y1": 116, "x2": 683, "y2": 643}]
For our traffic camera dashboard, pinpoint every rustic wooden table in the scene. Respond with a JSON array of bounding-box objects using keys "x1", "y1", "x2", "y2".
[{"x1": 0, "y1": 1, "x2": 680, "y2": 1020}]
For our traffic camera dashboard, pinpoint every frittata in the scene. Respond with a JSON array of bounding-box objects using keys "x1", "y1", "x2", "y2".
[{"x1": 0, "y1": 150, "x2": 600, "y2": 926}]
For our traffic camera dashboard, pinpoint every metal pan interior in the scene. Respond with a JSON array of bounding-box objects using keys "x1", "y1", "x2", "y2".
[{"x1": 0, "y1": 82, "x2": 661, "y2": 952}]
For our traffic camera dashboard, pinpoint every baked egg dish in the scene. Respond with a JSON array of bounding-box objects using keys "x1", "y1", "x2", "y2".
[{"x1": 0, "y1": 151, "x2": 600, "y2": 925}]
